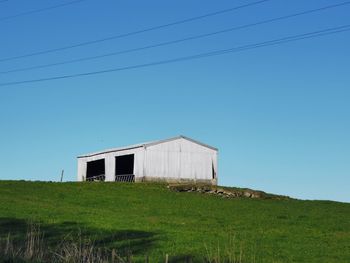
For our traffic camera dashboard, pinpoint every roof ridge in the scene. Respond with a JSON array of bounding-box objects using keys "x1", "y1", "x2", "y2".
[{"x1": 77, "y1": 135, "x2": 217, "y2": 158}]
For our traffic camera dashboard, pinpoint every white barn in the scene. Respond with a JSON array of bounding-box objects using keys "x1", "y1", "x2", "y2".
[{"x1": 77, "y1": 136, "x2": 218, "y2": 185}]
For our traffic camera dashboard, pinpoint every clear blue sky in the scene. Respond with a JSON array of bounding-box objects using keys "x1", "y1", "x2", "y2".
[{"x1": 0, "y1": 0, "x2": 349, "y2": 202}]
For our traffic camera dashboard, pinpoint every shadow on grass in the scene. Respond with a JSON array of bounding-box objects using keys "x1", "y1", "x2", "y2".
[
  {"x1": 0, "y1": 217, "x2": 158, "y2": 257},
  {"x1": 168, "y1": 254, "x2": 196, "y2": 263}
]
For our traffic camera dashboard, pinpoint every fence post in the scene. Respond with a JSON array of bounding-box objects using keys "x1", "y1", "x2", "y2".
[{"x1": 60, "y1": 169, "x2": 64, "y2": 182}]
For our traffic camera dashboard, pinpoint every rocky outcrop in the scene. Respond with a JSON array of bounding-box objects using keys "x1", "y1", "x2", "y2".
[{"x1": 167, "y1": 184, "x2": 290, "y2": 200}]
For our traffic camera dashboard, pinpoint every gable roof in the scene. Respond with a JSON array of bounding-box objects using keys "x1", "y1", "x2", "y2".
[{"x1": 77, "y1": 135, "x2": 218, "y2": 158}]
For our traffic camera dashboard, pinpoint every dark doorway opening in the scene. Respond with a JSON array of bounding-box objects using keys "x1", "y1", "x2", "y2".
[
  {"x1": 86, "y1": 159, "x2": 105, "y2": 181},
  {"x1": 115, "y1": 154, "x2": 134, "y2": 182},
  {"x1": 212, "y1": 162, "x2": 216, "y2": 180}
]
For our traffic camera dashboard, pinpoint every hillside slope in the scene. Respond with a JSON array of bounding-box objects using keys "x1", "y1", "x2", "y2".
[{"x1": 0, "y1": 181, "x2": 349, "y2": 262}]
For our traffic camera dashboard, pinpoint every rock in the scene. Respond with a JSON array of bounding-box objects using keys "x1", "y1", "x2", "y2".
[
  {"x1": 167, "y1": 184, "x2": 289, "y2": 200},
  {"x1": 243, "y1": 191, "x2": 252, "y2": 198},
  {"x1": 217, "y1": 188, "x2": 224, "y2": 194},
  {"x1": 251, "y1": 193, "x2": 261, "y2": 198}
]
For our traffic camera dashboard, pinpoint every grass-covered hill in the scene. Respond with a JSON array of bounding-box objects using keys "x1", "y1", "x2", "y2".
[{"x1": 0, "y1": 181, "x2": 349, "y2": 262}]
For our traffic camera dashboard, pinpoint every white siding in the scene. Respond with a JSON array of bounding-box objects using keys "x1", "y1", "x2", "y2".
[
  {"x1": 77, "y1": 137, "x2": 218, "y2": 184},
  {"x1": 77, "y1": 148, "x2": 144, "y2": 182},
  {"x1": 143, "y1": 138, "x2": 217, "y2": 182}
]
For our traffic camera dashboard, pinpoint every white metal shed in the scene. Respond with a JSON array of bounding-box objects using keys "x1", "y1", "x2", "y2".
[{"x1": 77, "y1": 135, "x2": 218, "y2": 185}]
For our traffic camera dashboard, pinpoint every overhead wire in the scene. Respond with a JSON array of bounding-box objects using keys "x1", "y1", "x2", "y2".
[
  {"x1": 0, "y1": 0, "x2": 271, "y2": 62},
  {"x1": 0, "y1": 0, "x2": 89, "y2": 22},
  {"x1": 1, "y1": 1, "x2": 349, "y2": 75},
  {"x1": 1, "y1": 24, "x2": 349, "y2": 87}
]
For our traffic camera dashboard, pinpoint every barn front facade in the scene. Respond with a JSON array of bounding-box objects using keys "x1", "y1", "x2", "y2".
[{"x1": 77, "y1": 136, "x2": 218, "y2": 185}]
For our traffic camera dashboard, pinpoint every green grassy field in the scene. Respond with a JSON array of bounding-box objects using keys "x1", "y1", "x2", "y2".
[{"x1": 0, "y1": 181, "x2": 349, "y2": 262}]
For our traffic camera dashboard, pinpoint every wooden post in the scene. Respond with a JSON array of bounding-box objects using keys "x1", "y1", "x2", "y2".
[
  {"x1": 165, "y1": 254, "x2": 169, "y2": 263},
  {"x1": 60, "y1": 170, "x2": 64, "y2": 182}
]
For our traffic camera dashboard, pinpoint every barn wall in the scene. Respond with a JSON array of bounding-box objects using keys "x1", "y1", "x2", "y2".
[
  {"x1": 77, "y1": 147, "x2": 144, "y2": 182},
  {"x1": 143, "y1": 138, "x2": 217, "y2": 184},
  {"x1": 77, "y1": 138, "x2": 218, "y2": 184},
  {"x1": 77, "y1": 158, "x2": 87, "y2": 181}
]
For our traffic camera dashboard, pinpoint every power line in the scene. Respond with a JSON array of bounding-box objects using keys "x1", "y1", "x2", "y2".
[
  {"x1": 1, "y1": 24, "x2": 349, "y2": 87},
  {"x1": 0, "y1": 0, "x2": 89, "y2": 22},
  {"x1": 1, "y1": 1, "x2": 349, "y2": 75},
  {"x1": 0, "y1": 0, "x2": 271, "y2": 62}
]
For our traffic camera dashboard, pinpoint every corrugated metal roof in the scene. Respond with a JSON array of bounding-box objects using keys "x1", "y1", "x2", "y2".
[{"x1": 77, "y1": 135, "x2": 218, "y2": 158}]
